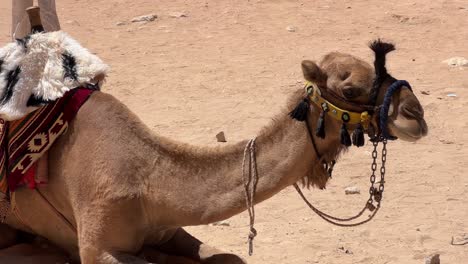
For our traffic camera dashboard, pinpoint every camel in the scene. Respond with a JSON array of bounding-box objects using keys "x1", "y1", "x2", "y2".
[{"x1": 0, "y1": 35, "x2": 428, "y2": 263}]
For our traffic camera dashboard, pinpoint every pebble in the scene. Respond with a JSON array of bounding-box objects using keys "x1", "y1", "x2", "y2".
[
  {"x1": 116, "y1": 21, "x2": 127, "y2": 26},
  {"x1": 169, "y1": 12, "x2": 188, "y2": 18},
  {"x1": 345, "y1": 186, "x2": 360, "y2": 195},
  {"x1": 65, "y1": 20, "x2": 80, "y2": 26},
  {"x1": 216, "y1": 131, "x2": 227, "y2": 142},
  {"x1": 446, "y1": 93, "x2": 457, "y2": 97},
  {"x1": 131, "y1": 14, "x2": 157, "y2": 23},
  {"x1": 424, "y1": 254, "x2": 440, "y2": 264},
  {"x1": 286, "y1": 26, "x2": 296, "y2": 32},
  {"x1": 443, "y1": 57, "x2": 468, "y2": 67},
  {"x1": 210, "y1": 220, "x2": 230, "y2": 226}
]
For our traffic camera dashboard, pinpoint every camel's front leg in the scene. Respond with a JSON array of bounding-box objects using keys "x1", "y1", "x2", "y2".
[
  {"x1": 79, "y1": 233, "x2": 153, "y2": 264},
  {"x1": 77, "y1": 199, "x2": 153, "y2": 264},
  {"x1": 156, "y1": 228, "x2": 246, "y2": 264}
]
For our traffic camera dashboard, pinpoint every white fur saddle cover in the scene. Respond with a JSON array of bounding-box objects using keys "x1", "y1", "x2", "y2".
[{"x1": 0, "y1": 31, "x2": 108, "y2": 121}]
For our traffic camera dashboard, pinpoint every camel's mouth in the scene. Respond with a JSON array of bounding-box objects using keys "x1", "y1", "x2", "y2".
[{"x1": 387, "y1": 117, "x2": 428, "y2": 142}]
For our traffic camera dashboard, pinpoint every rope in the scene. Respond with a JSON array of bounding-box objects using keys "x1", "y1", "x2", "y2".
[
  {"x1": 379, "y1": 80, "x2": 412, "y2": 139},
  {"x1": 242, "y1": 138, "x2": 258, "y2": 256}
]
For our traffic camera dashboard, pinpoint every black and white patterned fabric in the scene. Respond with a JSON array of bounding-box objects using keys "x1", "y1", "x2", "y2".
[{"x1": 0, "y1": 31, "x2": 108, "y2": 121}]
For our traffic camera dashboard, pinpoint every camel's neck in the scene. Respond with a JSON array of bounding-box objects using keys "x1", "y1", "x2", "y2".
[{"x1": 145, "y1": 89, "x2": 342, "y2": 226}]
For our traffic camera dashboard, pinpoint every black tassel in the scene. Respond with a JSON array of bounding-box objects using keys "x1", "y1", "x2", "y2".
[
  {"x1": 352, "y1": 123, "x2": 365, "y2": 147},
  {"x1": 340, "y1": 123, "x2": 352, "y2": 146},
  {"x1": 289, "y1": 99, "x2": 310, "y2": 121},
  {"x1": 316, "y1": 111, "x2": 326, "y2": 138}
]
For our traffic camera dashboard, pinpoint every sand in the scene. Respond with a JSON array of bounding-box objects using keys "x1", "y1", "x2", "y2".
[{"x1": 0, "y1": 0, "x2": 467, "y2": 263}]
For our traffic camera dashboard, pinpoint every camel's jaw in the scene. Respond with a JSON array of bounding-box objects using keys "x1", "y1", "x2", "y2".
[
  {"x1": 387, "y1": 117, "x2": 428, "y2": 142},
  {"x1": 385, "y1": 85, "x2": 428, "y2": 142}
]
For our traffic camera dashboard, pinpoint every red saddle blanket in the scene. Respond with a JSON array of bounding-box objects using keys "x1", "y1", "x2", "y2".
[{"x1": 0, "y1": 88, "x2": 94, "y2": 221}]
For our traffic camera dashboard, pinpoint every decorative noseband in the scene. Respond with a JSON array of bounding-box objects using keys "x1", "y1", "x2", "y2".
[
  {"x1": 291, "y1": 79, "x2": 413, "y2": 146},
  {"x1": 379, "y1": 80, "x2": 412, "y2": 140},
  {"x1": 305, "y1": 81, "x2": 371, "y2": 128}
]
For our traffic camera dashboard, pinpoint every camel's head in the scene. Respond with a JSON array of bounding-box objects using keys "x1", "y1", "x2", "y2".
[
  {"x1": 300, "y1": 40, "x2": 428, "y2": 142},
  {"x1": 0, "y1": 31, "x2": 108, "y2": 121}
]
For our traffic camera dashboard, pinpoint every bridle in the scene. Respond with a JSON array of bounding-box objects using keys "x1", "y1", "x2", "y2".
[
  {"x1": 292, "y1": 78, "x2": 413, "y2": 226},
  {"x1": 243, "y1": 77, "x2": 413, "y2": 255}
]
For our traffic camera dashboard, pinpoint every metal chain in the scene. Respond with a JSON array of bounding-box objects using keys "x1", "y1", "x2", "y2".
[{"x1": 294, "y1": 137, "x2": 388, "y2": 226}]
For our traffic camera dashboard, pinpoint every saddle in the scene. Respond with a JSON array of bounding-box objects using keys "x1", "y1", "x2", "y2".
[{"x1": 0, "y1": 31, "x2": 109, "y2": 222}]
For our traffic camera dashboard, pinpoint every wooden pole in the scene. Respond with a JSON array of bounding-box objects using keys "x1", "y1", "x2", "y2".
[{"x1": 26, "y1": 6, "x2": 44, "y2": 33}]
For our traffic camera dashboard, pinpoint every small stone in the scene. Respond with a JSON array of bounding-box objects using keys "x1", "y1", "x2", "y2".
[
  {"x1": 391, "y1": 14, "x2": 410, "y2": 23},
  {"x1": 421, "y1": 91, "x2": 430, "y2": 95},
  {"x1": 216, "y1": 131, "x2": 227, "y2": 142},
  {"x1": 211, "y1": 220, "x2": 230, "y2": 226},
  {"x1": 65, "y1": 20, "x2": 80, "y2": 26},
  {"x1": 443, "y1": 57, "x2": 468, "y2": 67},
  {"x1": 345, "y1": 186, "x2": 360, "y2": 195},
  {"x1": 424, "y1": 254, "x2": 440, "y2": 264},
  {"x1": 131, "y1": 14, "x2": 157, "y2": 23},
  {"x1": 169, "y1": 12, "x2": 188, "y2": 18},
  {"x1": 116, "y1": 21, "x2": 127, "y2": 26},
  {"x1": 416, "y1": 228, "x2": 421, "y2": 231},
  {"x1": 286, "y1": 26, "x2": 296, "y2": 32},
  {"x1": 446, "y1": 93, "x2": 457, "y2": 97}
]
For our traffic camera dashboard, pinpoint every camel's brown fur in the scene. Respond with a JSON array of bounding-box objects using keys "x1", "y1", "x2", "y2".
[{"x1": 0, "y1": 52, "x2": 427, "y2": 264}]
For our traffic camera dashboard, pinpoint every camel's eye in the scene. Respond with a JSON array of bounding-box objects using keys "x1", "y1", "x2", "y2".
[{"x1": 342, "y1": 86, "x2": 362, "y2": 99}]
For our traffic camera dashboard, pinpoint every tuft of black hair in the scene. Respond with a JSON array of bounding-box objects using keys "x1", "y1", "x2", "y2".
[
  {"x1": 1, "y1": 67, "x2": 21, "y2": 105},
  {"x1": 27, "y1": 94, "x2": 55, "y2": 107},
  {"x1": 15, "y1": 35, "x2": 31, "y2": 49},
  {"x1": 62, "y1": 53, "x2": 78, "y2": 81},
  {"x1": 369, "y1": 39, "x2": 395, "y2": 77},
  {"x1": 368, "y1": 39, "x2": 396, "y2": 106}
]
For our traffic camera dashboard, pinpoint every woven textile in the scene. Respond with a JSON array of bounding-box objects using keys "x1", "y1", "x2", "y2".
[{"x1": 0, "y1": 88, "x2": 94, "y2": 222}]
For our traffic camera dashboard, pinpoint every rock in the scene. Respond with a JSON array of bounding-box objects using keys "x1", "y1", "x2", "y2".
[
  {"x1": 338, "y1": 246, "x2": 353, "y2": 254},
  {"x1": 216, "y1": 131, "x2": 227, "y2": 142},
  {"x1": 65, "y1": 20, "x2": 80, "y2": 26},
  {"x1": 446, "y1": 93, "x2": 457, "y2": 97},
  {"x1": 116, "y1": 21, "x2": 127, "y2": 26},
  {"x1": 286, "y1": 26, "x2": 296, "y2": 32},
  {"x1": 424, "y1": 254, "x2": 440, "y2": 264},
  {"x1": 131, "y1": 14, "x2": 157, "y2": 23},
  {"x1": 443, "y1": 57, "x2": 468, "y2": 67},
  {"x1": 211, "y1": 220, "x2": 230, "y2": 226},
  {"x1": 421, "y1": 91, "x2": 430, "y2": 95},
  {"x1": 169, "y1": 12, "x2": 188, "y2": 18},
  {"x1": 391, "y1": 14, "x2": 410, "y2": 23},
  {"x1": 345, "y1": 186, "x2": 360, "y2": 195}
]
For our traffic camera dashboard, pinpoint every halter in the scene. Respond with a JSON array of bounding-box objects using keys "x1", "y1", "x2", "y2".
[{"x1": 288, "y1": 77, "x2": 412, "y2": 226}]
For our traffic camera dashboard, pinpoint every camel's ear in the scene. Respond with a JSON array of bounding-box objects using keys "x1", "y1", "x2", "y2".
[{"x1": 301, "y1": 60, "x2": 327, "y2": 85}]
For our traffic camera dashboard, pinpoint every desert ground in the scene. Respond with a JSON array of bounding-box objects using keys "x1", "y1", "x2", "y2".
[{"x1": 0, "y1": 0, "x2": 467, "y2": 263}]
